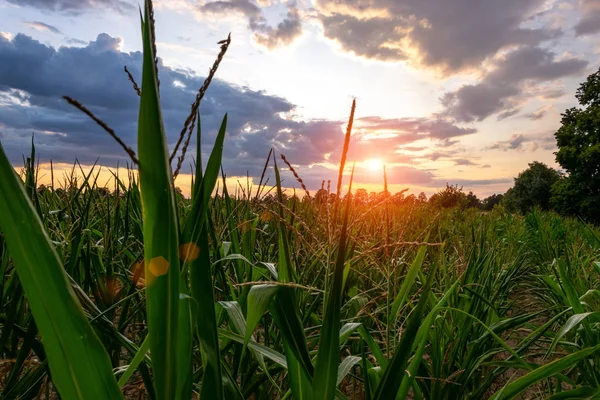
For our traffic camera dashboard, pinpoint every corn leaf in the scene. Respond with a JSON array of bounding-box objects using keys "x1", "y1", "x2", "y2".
[{"x1": 0, "y1": 143, "x2": 123, "y2": 399}]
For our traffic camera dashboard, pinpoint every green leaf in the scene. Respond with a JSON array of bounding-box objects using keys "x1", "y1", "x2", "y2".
[
  {"x1": 547, "y1": 312, "x2": 600, "y2": 357},
  {"x1": 176, "y1": 288, "x2": 193, "y2": 399},
  {"x1": 357, "y1": 326, "x2": 387, "y2": 369},
  {"x1": 490, "y1": 344, "x2": 600, "y2": 400},
  {"x1": 373, "y1": 246, "x2": 435, "y2": 400},
  {"x1": 218, "y1": 329, "x2": 287, "y2": 368},
  {"x1": 339, "y1": 323, "x2": 362, "y2": 345},
  {"x1": 270, "y1": 287, "x2": 314, "y2": 376},
  {"x1": 389, "y1": 245, "x2": 427, "y2": 322},
  {"x1": 245, "y1": 284, "x2": 278, "y2": 346},
  {"x1": 396, "y1": 281, "x2": 460, "y2": 399},
  {"x1": 337, "y1": 356, "x2": 361, "y2": 386},
  {"x1": 0, "y1": 144, "x2": 123, "y2": 399},
  {"x1": 118, "y1": 336, "x2": 151, "y2": 388},
  {"x1": 180, "y1": 115, "x2": 229, "y2": 400},
  {"x1": 137, "y1": 1, "x2": 183, "y2": 398},
  {"x1": 546, "y1": 386, "x2": 600, "y2": 399},
  {"x1": 312, "y1": 179, "x2": 353, "y2": 400}
]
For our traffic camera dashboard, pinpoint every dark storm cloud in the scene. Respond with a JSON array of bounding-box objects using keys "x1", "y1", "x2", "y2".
[
  {"x1": 575, "y1": 0, "x2": 600, "y2": 36},
  {"x1": 7, "y1": 0, "x2": 135, "y2": 14},
  {"x1": 0, "y1": 32, "x2": 333, "y2": 179},
  {"x1": 199, "y1": 0, "x2": 302, "y2": 49},
  {"x1": 314, "y1": 0, "x2": 558, "y2": 73},
  {"x1": 441, "y1": 47, "x2": 587, "y2": 122}
]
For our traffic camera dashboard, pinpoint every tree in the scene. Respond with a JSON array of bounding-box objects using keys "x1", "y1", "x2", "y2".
[
  {"x1": 417, "y1": 192, "x2": 428, "y2": 203},
  {"x1": 552, "y1": 66, "x2": 600, "y2": 222},
  {"x1": 368, "y1": 191, "x2": 379, "y2": 204},
  {"x1": 404, "y1": 193, "x2": 416, "y2": 205},
  {"x1": 429, "y1": 183, "x2": 468, "y2": 209},
  {"x1": 391, "y1": 191, "x2": 405, "y2": 205},
  {"x1": 503, "y1": 161, "x2": 562, "y2": 214},
  {"x1": 481, "y1": 194, "x2": 503, "y2": 211},
  {"x1": 465, "y1": 191, "x2": 481, "y2": 209},
  {"x1": 354, "y1": 188, "x2": 368, "y2": 205}
]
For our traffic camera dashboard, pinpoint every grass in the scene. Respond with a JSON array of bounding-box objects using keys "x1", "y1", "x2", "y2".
[{"x1": 1, "y1": 1, "x2": 600, "y2": 398}]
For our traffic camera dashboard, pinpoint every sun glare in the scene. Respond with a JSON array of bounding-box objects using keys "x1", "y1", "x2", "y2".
[{"x1": 365, "y1": 158, "x2": 383, "y2": 172}]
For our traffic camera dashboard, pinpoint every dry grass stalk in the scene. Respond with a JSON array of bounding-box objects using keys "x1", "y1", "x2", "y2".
[
  {"x1": 124, "y1": 66, "x2": 141, "y2": 96},
  {"x1": 335, "y1": 98, "x2": 356, "y2": 216},
  {"x1": 172, "y1": 111, "x2": 197, "y2": 179},
  {"x1": 170, "y1": 33, "x2": 232, "y2": 170},
  {"x1": 255, "y1": 149, "x2": 273, "y2": 200},
  {"x1": 280, "y1": 154, "x2": 312, "y2": 201},
  {"x1": 62, "y1": 96, "x2": 139, "y2": 165}
]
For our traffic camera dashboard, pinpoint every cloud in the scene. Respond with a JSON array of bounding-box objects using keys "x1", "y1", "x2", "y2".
[
  {"x1": 25, "y1": 21, "x2": 62, "y2": 34},
  {"x1": 67, "y1": 37, "x2": 89, "y2": 45},
  {"x1": 323, "y1": 116, "x2": 477, "y2": 164},
  {"x1": 441, "y1": 46, "x2": 587, "y2": 122},
  {"x1": 497, "y1": 109, "x2": 520, "y2": 120},
  {"x1": 0, "y1": 31, "x2": 494, "y2": 193},
  {"x1": 0, "y1": 33, "x2": 308, "y2": 175},
  {"x1": 284, "y1": 163, "x2": 437, "y2": 189},
  {"x1": 424, "y1": 151, "x2": 451, "y2": 161},
  {"x1": 523, "y1": 109, "x2": 547, "y2": 120},
  {"x1": 252, "y1": 5, "x2": 302, "y2": 48},
  {"x1": 416, "y1": 151, "x2": 479, "y2": 167},
  {"x1": 453, "y1": 158, "x2": 478, "y2": 166},
  {"x1": 6, "y1": 0, "x2": 135, "y2": 14},
  {"x1": 1, "y1": 32, "x2": 466, "y2": 189},
  {"x1": 487, "y1": 133, "x2": 555, "y2": 152},
  {"x1": 314, "y1": 0, "x2": 559, "y2": 73},
  {"x1": 198, "y1": 0, "x2": 302, "y2": 49},
  {"x1": 575, "y1": 0, "x2": 600, "y2": 36},
  {"x1": 434, "y1": 178, "x2": 513, "y2": 187},
  {"x1": 355, "y1": 116, "x2": 476, "y2": 140}
]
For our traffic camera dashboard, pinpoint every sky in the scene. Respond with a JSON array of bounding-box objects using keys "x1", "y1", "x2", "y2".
[{"x1": 0, "y1": 0, "x2": 599, "y2": 198}]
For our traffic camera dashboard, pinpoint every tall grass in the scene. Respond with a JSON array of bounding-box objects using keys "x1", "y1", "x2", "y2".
[{"x1": 1, "y1": 2, "x2": 600, "y2": 399}]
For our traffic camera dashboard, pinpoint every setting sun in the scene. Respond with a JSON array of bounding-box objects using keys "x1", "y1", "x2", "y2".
[{"x1": 365, "y1": 158, "x2": 384, "y2": 172}]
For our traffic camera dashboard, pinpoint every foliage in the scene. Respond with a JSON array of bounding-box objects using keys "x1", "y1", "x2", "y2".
[
  {"x1": 502, "y1": 161, "x2": 562, "y2": 214},
  {"x1": 481, "y1": 193, "x2": 504, "y2": 211},
  {"x1": 428, "y1": 183, "x2": 476, "y2": 209},
  {"x1": 465, "y1": 191, "x2": 481, "y2": 209},
  {"x1": 552, "y1": 66, "x2": 600, "y2": 223}
]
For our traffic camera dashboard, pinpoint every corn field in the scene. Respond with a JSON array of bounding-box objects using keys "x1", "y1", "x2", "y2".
[{"x1": 0, "y1": 2, "x2": 599, "y2": 399}]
